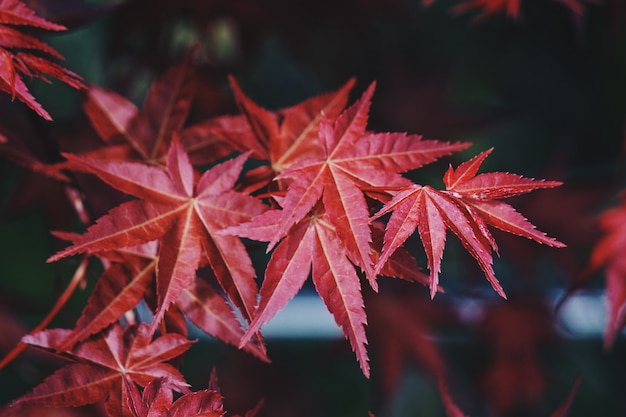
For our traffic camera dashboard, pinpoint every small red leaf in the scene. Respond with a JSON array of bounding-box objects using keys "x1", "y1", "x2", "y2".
[
  {"x1": 167, "y1": 389, "x2": 224, "y2": 417},
  {"x1": 16, "y1": 324, "x2": 192, "y2": 415},
  {"x1": 375, "y1": 150, "x2": 563, "y2": 297}
]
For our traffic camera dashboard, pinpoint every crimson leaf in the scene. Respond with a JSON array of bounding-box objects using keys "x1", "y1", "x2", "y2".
[
  {"x1": 373, "y1": 148, "x2": 565, "y2": 298},
  {"x1": 12, "y1": 323, "x2": 191, "y2": 417},
  {"x1": 0, "y1": 0, "x2": 84, "y2": 120},
  {"x1": 49, "y1": 138, "x2": 266, "y2": 335}
]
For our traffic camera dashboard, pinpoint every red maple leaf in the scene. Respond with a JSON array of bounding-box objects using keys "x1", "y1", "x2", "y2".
[
  {"x1": 54, "y1": 239, "x2": 267, "y2": 361},
  {"x1": 125, "y1": 372, "x2": 262, "y2": 417},
  {"x1": 77, "y1": 52, "x2": 239, "y2": 167},
  {"x1": 11, "y1": 323, "x2": 192, "y2": 417},
  {"x1": 126, "y1": 378, "x2": 224, "y2": 417},
  {"x1": 0, "y1": 0, "x2": 84, "y2": 120},
  {"x1": 585, "y1": 192, "x2": 626, "y2": 348},
  {"x1": 259, "y1": 82, "x2": 468, "y2": 289},
  {"x1": 373, "y1": 148, "x2": 565, "y2": 298},
  {"x1": 48, "y1": 138, "x2": 267, "y2": 335},
  {"x1": 220, "y1": 83, "x2": 466, "y2": 377},
  {"x1": 224, "y1": 206, "x2": 371, "y2": 376},
  {"x1": 221, "y1": 215, "x2": 432, "y2": 378},
  {"x1": 226, "y1": 76, "x2": 356, "y2": 192}
]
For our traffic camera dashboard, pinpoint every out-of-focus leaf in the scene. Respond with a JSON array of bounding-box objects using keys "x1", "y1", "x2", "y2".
[{"x1": 585, "y1": 192, "x2": 626, "y2": 348}]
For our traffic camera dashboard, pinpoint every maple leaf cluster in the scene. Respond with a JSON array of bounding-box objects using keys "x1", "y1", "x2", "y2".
[
  {"x1": 0, "y1": 44, "x2": 562, "y2": 416},
  {"x1": 7, "y1": 323, "x2": 246, "y2": 417},
  {"x1": 0, "y1": 0, "x2": 621, "y2": 413},
  {"x1": 0, "y1": 0, "x2": 84, "y2": 120},
  {"x1": 1, "y1": 48, "x2": 566, "y2": 415}
]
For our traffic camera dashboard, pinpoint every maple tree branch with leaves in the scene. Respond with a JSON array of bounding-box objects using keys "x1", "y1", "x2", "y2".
[{"x1": 2, "y1": 1, "x2": 623, "y2": 416}]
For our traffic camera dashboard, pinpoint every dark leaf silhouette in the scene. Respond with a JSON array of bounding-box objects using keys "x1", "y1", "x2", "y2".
[{"x1": 479, "y1": 298, "x2": 557, "y2": 415}]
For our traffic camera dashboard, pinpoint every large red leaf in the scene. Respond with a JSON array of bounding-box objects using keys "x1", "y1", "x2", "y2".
[
  {"x1": 219, "y1": 82, "x2": 467, "y2": 377},
  {"x1": 264, "y1": 83, "x2": 468, "y2": 289},
  {"x1": 224, "y1": 216, "x2": 439, "y2": 377},
  {"x1": 49, "y1": 139, "x2": 266, "y2": 335},
  {"x1": 12, "y1": 324, "x2": 192, "y2": 417},
  {"x1": 373, "y1": 149, "x2": 564, "y2": 298},
  {"x1": 224, "y1": 208, "x2": 370, "y2": 377}
]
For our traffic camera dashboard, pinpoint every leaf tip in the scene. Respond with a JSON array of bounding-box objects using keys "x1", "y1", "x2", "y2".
[{"x1": 429, "y1": 285, "x2": 437, "y2": 300}]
